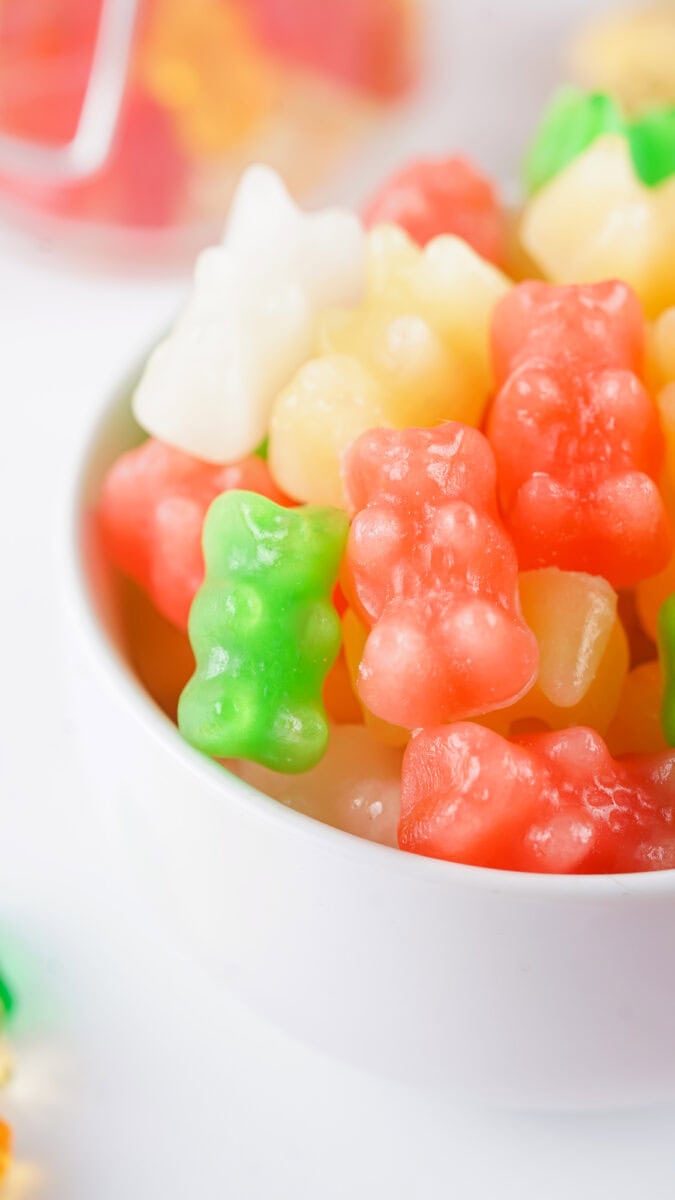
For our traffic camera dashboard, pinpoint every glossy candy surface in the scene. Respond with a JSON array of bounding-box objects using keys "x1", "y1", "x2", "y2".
[
  {"x1": 99, "y1": 437, "x2": 288, "y2": 629},
  {"x1": 133, "y1": 166, "x2": 366, "y2": 463},
  {"x1": 480, "y1": 570, "x2": 628, "y2": 737},
  {"x1": 487, "y1": 280, "x2": 671, "y2": 586},
  {"x1": 268, "y1": 225, "x2": 509, "y2": 506},
  {"x1": 342, "y1": 424, "x2": 538, "y2": 728},
  {"x1": 400, "y1": 723, "x2": 675, "y2": 873},
  {"x1": 179, "y1": 492, "x2": 348, "y2": 771},
  {"x1": 97, "y1": 129, "x2": 675, "y2": 874}
]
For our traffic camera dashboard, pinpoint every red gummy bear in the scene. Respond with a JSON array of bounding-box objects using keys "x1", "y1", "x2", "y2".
[
  {"x1": 99, "y1": 438, "x2": 289, "y2": 629},
  {"x1": 247, "y1": 0, "x2": 415, "y2": 98},
  {"x1": 491, "y1": 278, "x2": 645, "y2": 386},
  {"x1": 342, "y1": 424, "x2": 538, "y2": 728},
  {"x1": 363, "y1": 156, "x2": 505, "y2": 265},
  {"x1": 7, "y1": 87, "x2": 188, "y2": 232},
  {"x1": 487, "y1": 281, "x2": 671, "y2": 588},
  {"x1": 400, "y1": 723, "x2": 675, "y2": 874}
]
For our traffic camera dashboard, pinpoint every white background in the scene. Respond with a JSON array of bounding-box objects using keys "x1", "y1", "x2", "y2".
[{"x1": 2, "y1": 0, "x2": 675, "y2": 1195}]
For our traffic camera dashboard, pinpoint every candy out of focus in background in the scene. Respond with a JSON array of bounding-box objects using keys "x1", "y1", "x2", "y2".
[{"x1": 0, "y1": 0, "x2": 419, "y2": 261}]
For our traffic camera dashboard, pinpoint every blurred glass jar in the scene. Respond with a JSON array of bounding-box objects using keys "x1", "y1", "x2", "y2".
[{"x1": 0, "y1": 0, "x2": 419, "y2": 263}]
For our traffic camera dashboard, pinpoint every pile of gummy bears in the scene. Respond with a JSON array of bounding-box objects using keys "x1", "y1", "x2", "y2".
[{"x1": 99, "y1": 86, "x2": 675, "y2": 875}]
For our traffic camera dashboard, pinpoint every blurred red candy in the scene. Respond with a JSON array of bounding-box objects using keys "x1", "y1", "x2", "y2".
[
  {"x1": 245, "y1": 0, "x2": 415, "y2": 97},
  {"x1": 55, "y1": 88, "x2": 189, "y2": 228},
  {"x1": 491, "y1": 278, "x2": 645, "y2": 386},
  {"x1": 364, "y1": 156, "x2": 505, "y2": 264},
  {"x1": 0, "y1": 0, "x2": 101, "y2": 144}
]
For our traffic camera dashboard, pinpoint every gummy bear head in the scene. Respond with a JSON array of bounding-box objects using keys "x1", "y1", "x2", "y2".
[
  {"x1": 202, "y1": 491, "x2": 348, "y2": 597},
  {"x1": 492, "y1": 279, "x2": 644, "y2": 387},
  {"x1": 343, "y1": 424, "x2": 499, "y2": 517}
]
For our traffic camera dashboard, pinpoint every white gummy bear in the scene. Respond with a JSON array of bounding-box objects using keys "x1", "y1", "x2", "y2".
[{"x1": 132, "y1": 166, "x2": 366, "y2": 463}]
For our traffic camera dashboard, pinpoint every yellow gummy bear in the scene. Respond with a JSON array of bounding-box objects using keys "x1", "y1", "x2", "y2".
[
  {"x1": 572, "y1": 2, "x2": 675, "y2": 116},
  {"x1": 342, "y1": 608, "x2": 409, "y2": 748},
  {"x1": 140, "y1": 0, "x2": 277, "y2": 158},
  {"x1": 479, "y1": 569, "x2": 628, "y2": 737},
  {"x1": 606, "y1": 660, "x2": 666, "y2": 755},
  {"x1": 268, "y1": 225, "x2": 510, "y2": 506},
  {"x1": 521, "y1": 135, "x2": 675, "y2": 318}
]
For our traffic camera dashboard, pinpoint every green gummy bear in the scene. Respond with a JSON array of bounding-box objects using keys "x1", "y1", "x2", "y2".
[
  {"x1": 629, "y1": 108, "x2": 675, "y2": 186},
  {"x1": 659, "y1": 594, "x2": 675, "y2": 746},
  {"x1": 524, "y1": 88, "x2": 623, "y2": 195},
  {"x1": 525, "y1": 88, "x2": 675, "y2": 193},
  {"x1": 0, "y1": 972, "x2": 13, "y2": 1021},
  {"x1": 178, "y1": 490, "x2": 348, "y2": 773}
]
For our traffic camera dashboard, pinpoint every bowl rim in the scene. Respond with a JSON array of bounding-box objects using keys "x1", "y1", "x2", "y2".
[{"x1": 63, "y1": 349, "x2": 675, "y2": 899}]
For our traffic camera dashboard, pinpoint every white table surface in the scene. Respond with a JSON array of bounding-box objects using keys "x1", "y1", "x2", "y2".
[{"x1": 3, "y1": 1, "x2": 675, "y2": 1195}]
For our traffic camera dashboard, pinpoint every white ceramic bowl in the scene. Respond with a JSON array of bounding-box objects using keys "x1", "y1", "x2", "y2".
[{"x1": 65, "y1": 365, "x2": 675, "y2": 1111}]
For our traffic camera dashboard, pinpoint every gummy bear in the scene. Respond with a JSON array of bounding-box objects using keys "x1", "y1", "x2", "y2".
[
  {"x1": 342, "y1": 608, "x2": 409, "y2": 746},
  {"x1": 491, "y1": 277, "x2": 644, "y2": 385},
  {"x1": 479, "y1": 570, "x2": 628, "y2": 737},
  {"x1": 268, "y1": 225, "x2": 509, "y2": 506},
  {"x1": 363, "y1": 156, "x2": 506, "y2": 265},
  {"x1": 400, "y1": 723, "x2": 675, "y2": 873},
  {"x1": 524, "y1": 87, "x2": 674, "y2": 193},
  {"x1": 231, "y1": 724, "x2": 402, "y2": 846},
  {"x1": 342, "y1": 424, "x2": 538, "y2": 728},
  {"x1": 521, "y1": 135, "x2": 675, "y2": 317},
  {"x1": 487, "y1": 280, "x2": 671, "y2": 587},
  {"x1": 606, "y1": 660, "x2": 665, "y2": 755},
  {"x1": 246, "y1": 0, "x2": 416, "y2": 98},
  {"x1": 133, "y1": 166, "x2": 366, "y2": 464},
  {"x1": 99, "y1": 437, "x2": 288, "y2": 629},
  {"x1": 179, "y1": 491, "x2": 348, "y2": 771}
]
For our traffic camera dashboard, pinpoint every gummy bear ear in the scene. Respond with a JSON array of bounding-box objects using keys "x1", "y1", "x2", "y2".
[{"x1": 224, "y1": 164, "x2": 299, "y2": 259}]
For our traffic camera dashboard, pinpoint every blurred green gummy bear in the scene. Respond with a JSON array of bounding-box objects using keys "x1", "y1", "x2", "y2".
[
  {"x1": 525, "y1": 87, "x2": 675, "y2": 193},
  {"x1": 178, "y1": 491, "x2": 348, "y2": 773},
  {"x1": 659, "y1": 594, "x2": 675, "y2": 746}
]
